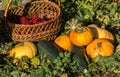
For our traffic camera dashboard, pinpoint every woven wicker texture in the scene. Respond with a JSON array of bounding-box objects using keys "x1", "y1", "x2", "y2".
[{"x1": 5, "y1": 0, "x2": 61, "y2": 42}]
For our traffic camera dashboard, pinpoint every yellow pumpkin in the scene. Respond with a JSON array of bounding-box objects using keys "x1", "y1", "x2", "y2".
[
  {"x1": 9, "y1": 42, "x2": 37, "y2": 59},
  {"x1": 54, "y1": 35, "x2": 71, "y2": 51},
  {"x1": 70, "y1": 26, "x2": 93, "y2": 46},
  {"x1": 86, "y1": 38, "x2": 114, "y2": 58},
  {"x1": 88, "y1": 24, "x2": 115, "y2": 42}
]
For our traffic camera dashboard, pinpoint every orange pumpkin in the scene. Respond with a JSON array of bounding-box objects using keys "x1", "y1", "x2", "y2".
[
  {"x1": 70, "y1": 26, "x2": 93, "y2": 46},
  {"x1": 86, "y1": 38, "x2": 114, "y2": 58},
  {"x1": 54, "y1": 35, "x2": 71, "y2": 51},
  {"x1": 88, "y1": 24, "x2": 115, "y2": 42}
]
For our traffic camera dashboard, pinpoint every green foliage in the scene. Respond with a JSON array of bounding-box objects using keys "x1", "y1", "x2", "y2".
[
  {"x1": 115, "y1": 29, "x2": 120, "y2": 43},
  {"x1": 29, "y1": 52, "x2": 83, "y2": 77},
  {"x1": 0, "y1": 52, "x2": 83, "y2": 77},
  {"x1": 94, "y1": 1, "x2": 120, "y2": 27},
  {"x1": 60, "y1": 0, "x2": 79, "y2": 21},
  {"x1": 10, "y1": 0, "x2": 22, "y2": 7},
  {"x1": 60, "y1": 0, "x2": 120, "y2": 27},
  {"x1": 0, "y1": 41, "x2": 15, "y2": 55}
]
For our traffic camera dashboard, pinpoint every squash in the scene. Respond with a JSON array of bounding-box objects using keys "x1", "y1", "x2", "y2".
[
  {"x1": 54, "y1": 35, "x2": 71, "y2": 51},
  {"x1": 88, "y1": 24, "x2": 115, "y2": 42},
  {"x1": 86, "y1": 38, "x2": 114, "y2": 58},
  {"x1": 37, "y1": 40, "x2": 60, "y2": 61},
  {"x1": 9, "y1": 42, "x2": 37, "y2": 59},
  {"x1": 70, "y1": 26, "x2": 93, "y2": 46},
  {"x1": 64, "y1": 18, "x2": 81, "y2": 34},
  {"x1": 70, "y1": 45, "x2": 87, "y2": 70}
]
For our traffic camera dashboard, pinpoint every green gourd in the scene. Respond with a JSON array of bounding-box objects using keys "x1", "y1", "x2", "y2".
[
  {"x1": 70, "y1": 45, "x2": 87, "y2": 70},
  {"x1": 37, "y1": 40, "x2": 60, "y2": 61}
]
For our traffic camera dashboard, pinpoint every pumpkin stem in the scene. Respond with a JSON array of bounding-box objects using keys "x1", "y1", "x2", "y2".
[
  {"x1": 97, "y1": 42, "x2": 102, "y2": 48},
  {"x1": 75, "y1": 26, "x2": 86, "y2": 33}
]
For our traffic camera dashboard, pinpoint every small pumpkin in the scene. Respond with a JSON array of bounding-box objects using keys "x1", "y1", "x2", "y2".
[
  {"x1": 54, "y1": 35, "x2": 71, "y2": 51},
  {"x1": 86, "y1": 38, "x2": 114, "y2": 58},
  {"x1": 70, "y1": 26, "x2": 93, "y2": 46},
  {"x1": 9, "y1": 42, "x2": 37, "y2": 59},
  {"x1": 64, "y1": 18, "x2": 81, "y2": 34},
  {"x1": 88, "y1": 24, "x2": 115, "y2": 42}
]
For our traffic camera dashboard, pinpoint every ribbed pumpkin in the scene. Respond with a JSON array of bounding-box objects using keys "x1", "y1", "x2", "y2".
[
  {"x1": 9, "y1": 42, "x2": 37, "y2": 59},
  {"x1": 54, "y1": 35, "x2": 71, "y2": 51},
  {"x1": 70, "y1": 26, "x2": 93, "y2": 46},
  {"x1": 86, "y1": 38, "x2": 114, "y2": 58}
]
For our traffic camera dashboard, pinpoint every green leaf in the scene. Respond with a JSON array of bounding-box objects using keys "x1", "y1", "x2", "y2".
[
  {"x1": 109, "y1": 8, "x2": 116, "y2": 17},
  {"x1": 61, "y1": 0, "x2": 65, "y2": 3}
]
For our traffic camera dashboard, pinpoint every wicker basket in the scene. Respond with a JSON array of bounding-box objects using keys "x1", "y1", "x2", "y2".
[{"x1": 4, "y1": 0, "x2": 61, "y2": 42}]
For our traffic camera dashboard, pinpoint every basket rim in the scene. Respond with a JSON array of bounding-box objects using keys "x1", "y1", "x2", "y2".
[
  {"x1": 6, "y1": 0, "x2": 61, "y2": 26},
  {"x1": 8, "y1": 0, "x2": 61, "y2": 16}
]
